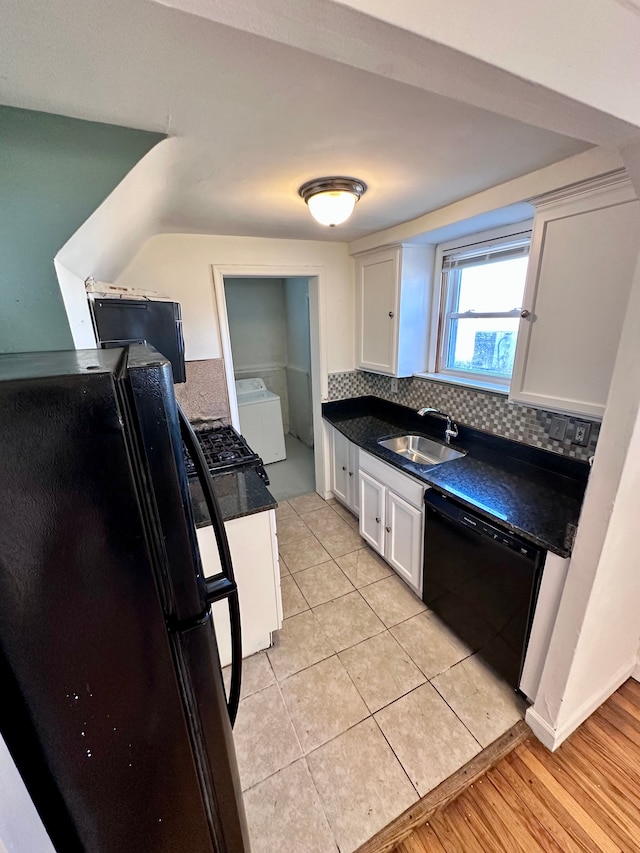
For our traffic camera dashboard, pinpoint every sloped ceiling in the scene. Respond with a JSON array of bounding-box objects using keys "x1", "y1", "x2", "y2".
[{"x1": 0, "y1": 0, "x2": 594, "y2": 243}]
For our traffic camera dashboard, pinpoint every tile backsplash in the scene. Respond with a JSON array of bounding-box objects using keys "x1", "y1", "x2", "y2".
[
  {"x1": 327, "y1": 371, "x2": 599, "y2": 461},
  {"x1": 174, "y1": 358, "x2": 230, "y2": 423}
]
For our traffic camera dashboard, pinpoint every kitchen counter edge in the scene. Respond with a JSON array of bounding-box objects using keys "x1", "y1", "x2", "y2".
[
  {"x1": 189, "y1": 468, "x2": 277, "y2": 527},
  {"x1": 323, "y1": 397, "x2": 588, "y2": 558}
]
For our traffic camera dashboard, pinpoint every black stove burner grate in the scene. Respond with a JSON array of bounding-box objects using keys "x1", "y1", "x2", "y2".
[{"x1": 183, "y1": 423, "x2": 269, "y2": 484}]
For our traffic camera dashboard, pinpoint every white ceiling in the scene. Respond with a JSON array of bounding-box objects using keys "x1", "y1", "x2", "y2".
[{"x1": 0, "y1": 0, "x2": 593, "y2": 242}]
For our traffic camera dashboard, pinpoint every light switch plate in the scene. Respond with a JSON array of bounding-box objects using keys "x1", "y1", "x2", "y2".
[{"x1": 549, "y1": 416, "x2": 568, "y2": 440}]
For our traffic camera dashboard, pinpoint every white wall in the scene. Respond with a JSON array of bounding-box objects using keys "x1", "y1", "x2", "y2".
[
  {"x1": 116, "y1": 234, "x2": 354, "y2": 373},
  {"x1": 284, "y1": 278, "x2": 311, "y2": 373},
  {"x1": 55, "y1": 138, "x2": 179, "y2": 348},
  {"x1": 333, "y1": 0, "x2": 640, "y2": 131},
  {"x1": 285, "y1": 277, "x2": 313, "y2": 446},
  {"x1": 527, "y1": 139, "x2": 640, "y2": 748},
  {"x1": 225, "y1": 278, "x2": 287, "y2": 368},
  {"x1": 0, "y1": 734, "x2": 55, "y2": 853},
  {"x1": 350, "y1": 147, "x2": 624, "y2": 254},
  {"x1": 160, "y1": 0, "x2": 639, "y2": 146},
  {"x1": 225, "y1": 277, "x2": 290, "y2": 430}
]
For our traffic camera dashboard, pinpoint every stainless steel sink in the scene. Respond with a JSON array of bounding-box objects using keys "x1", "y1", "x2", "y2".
[{"x1": 378, "y1": 434, "x2": 465, "y2": 466}]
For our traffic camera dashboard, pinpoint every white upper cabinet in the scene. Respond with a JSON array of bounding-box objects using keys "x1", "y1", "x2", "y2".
[
  {"x1": 355, "y1": 244, "x2": 433, "y2": 377},
  {"x1": 510, "y1": 176, "x2": 640, "y2": 419}
]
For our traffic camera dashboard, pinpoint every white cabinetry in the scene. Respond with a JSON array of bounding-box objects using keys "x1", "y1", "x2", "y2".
[
  {"x1": 355, "y1": 244, "x2": 433, "y2": 377},
  {"x1": 520, "y1": 552, "x2": 571, "y2": 703},
  {"x1": 359, "y1": 470, "x2": 386, "y2": 553},
  {"x1": 329, "y1": 425, "x2": 359, "y2": 515},
  {"x1": 196, "y1": 509, "x2": 282, "y2": 668},
  {"x1": 359, "y1": 451, "x2": 425, "y2": 595},
  {"x1": 510, "y1": 176, "x2": 640, "y2": 418}
]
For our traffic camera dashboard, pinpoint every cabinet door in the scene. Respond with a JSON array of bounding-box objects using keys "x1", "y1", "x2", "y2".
[
  {"x1": 356, "y1": 248, "x2": 399, "y2": 374},
  {"x1": 510, "y1": 185, "x2": 640, "y2": 418},
  {"x1": 385, "y1": 490, "x2": 423, "y2": 595},
  {"x1": 348, "y1": 442, "x2": 360, "y2": 516},
  {"x1": 196, "y1": 510, "x2": 281, "y2": 667},
  {"x1": 359, "y1": 470, "x2": 385, "y2": 554},
  {"x1": 331, "y1": 427, "x2": 350, "y2": 506}
]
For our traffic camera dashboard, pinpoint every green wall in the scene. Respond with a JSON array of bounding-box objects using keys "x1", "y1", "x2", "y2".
[{"x1": 0, "y1": 106, "x2": 163, "y2": 353}]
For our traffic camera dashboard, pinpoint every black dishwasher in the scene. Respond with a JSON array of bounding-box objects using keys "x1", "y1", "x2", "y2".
[{"x1": 423, "y1": 490, "x2": 545, "y2": 691}]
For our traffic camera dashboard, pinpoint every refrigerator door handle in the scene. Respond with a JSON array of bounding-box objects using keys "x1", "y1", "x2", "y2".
[
  {"x1": 205, "y1": 576, "x2": 238, "y2": 604},
  {"x1": 178, "y1": 406, "x2": 242, "y2": 726}
]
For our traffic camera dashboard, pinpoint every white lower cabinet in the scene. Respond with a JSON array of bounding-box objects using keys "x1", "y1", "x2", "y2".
[
  {"x1": 329, "y1": 424, "x2": 359, "y2": 515},
  {"x1": 359, "y1": 451, "x2": 425, "y2": 595},
  {"x1": 196, "y1": 509, "x2": 282, "y2": 668},
  {"x1": 360, "y1": 470, "x2": 386, "y2": 553},
  {"x1": 385, "y1": 491, "x2": 424, "y2": 589}
]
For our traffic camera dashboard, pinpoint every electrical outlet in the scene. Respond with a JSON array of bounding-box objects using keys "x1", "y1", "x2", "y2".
[
  {"x1": 573, "y1": 421, "x2": 591, "y2": 447},
  {"x1": 549, "y1": 416, "x2": 568, "y2": 440},
  {"x1": 390, "y1": 378, "x2": 398, "y2": 393}
]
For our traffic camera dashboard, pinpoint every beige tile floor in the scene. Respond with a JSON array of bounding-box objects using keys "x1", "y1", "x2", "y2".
[{"x1": 228, "y1": 494, "x2": 526, "y2": 853}]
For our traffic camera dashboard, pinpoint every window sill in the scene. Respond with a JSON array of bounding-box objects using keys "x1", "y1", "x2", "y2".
[{"x1": 413, "y1": 372, "x2": 509, "y2": 396}]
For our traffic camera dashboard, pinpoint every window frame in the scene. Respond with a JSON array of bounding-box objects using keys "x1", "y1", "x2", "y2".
[{"x1": 422, "y1": 222, "x2": 533, "y2": 392}]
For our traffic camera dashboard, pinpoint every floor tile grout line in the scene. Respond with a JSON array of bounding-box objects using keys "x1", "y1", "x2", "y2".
[
  {"x1": 388, "y1": 616, "x2": 480, "y2": 683},
  {"x1": 272, "y1": 599, "x2": 428, "y2": 684},
  {"x1": 301, "y1": 754, "x2": 342, "y2": 853},
  {"x1": 289, "y1": 561, "x2": 357, "y2": 610},
  {"x1": 239, "y1": 660, "x2": 476, "y2": 803},
  {"x1": 273, "y1": 672, "x2": 306, "y2": 757},
  {"x1": 251, "y1": 497, "x2": 522, "y2": 843},
  {"x1": 369, "y1": 713, "x2": 421, "y2": 800},
  {"x1": 333, "y1": 640, "x2": 385, "y2": 718},
  {"x1": 266, "y1": 633, "x2": 516, "y2": 751},
  {"x1": 428, "y1": 672, "x2": 489, "y2": 750},
  {"x1": 338, "y1": 637, "x2": 428, "y2": 717},
  {"x1": 239, "y1": 749, "x2": 304, "y2": 796},
  {"x1": 281, "y1": 655, "x2": 372, "y2": 757},
  {"x1": 236, "y1": 679, "x2": 304, "y2": 794},
  {"x1": 310, "y1": 584, "x2": 388, "y2": 639}
]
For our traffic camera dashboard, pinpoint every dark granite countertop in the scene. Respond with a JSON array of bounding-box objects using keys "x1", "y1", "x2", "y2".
[
  {"x1": 323, "y1": 397, "x2": 589, "y2": 557},
  {"x1": 189, "y1": 468, "x2": 277, "y2": 527}
]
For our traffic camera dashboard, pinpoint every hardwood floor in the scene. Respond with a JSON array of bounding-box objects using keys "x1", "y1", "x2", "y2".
[{"x1": 391, "y1": 679, "x2": 640, "y2": 853}]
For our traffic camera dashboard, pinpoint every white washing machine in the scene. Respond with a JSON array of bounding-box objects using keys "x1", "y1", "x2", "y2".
[{"x1": 235, "y1": 378, "x2": 286, "y2": 464}]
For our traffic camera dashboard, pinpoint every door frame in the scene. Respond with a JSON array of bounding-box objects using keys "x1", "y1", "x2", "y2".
[{"x1": 211, "y1": 264, "x2": 329, "y2": 495}]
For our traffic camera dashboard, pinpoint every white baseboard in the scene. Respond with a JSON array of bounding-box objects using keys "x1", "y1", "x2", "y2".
[
  {"x1": 525, "y1": 658, "x2": 635, "y2": 751},
  {"x1": 632, "y1": 660, "x2": 640, "y2": 682}
]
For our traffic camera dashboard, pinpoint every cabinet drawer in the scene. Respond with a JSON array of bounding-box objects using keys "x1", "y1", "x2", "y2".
[{"x1": 359, "y1": 450, "x2": 425, "y2": 509}]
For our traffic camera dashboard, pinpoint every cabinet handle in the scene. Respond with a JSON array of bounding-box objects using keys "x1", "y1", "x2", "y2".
[
  {"x1": 342, "y1": 466, "x2": 347, "y2": 471},
  {"x1": 520, "y1": 309, "x2": 531, "y2": 319},
  {"x1": 388, "y1": 311, "x2": 394, "y2": 318},
  {"x1": 375, "y1": 517, "x2": 381, "y2": 523},
  {"x1": 349, "y1": 471, "x2": 353, "y2": 477},
  {"x1": 385, "y1": 526, "x2": 391, "y2": 533}
]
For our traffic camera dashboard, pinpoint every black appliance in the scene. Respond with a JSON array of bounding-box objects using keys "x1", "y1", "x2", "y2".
[
  {"x1": 423, "y1": 490, "x2": 545, "y2": 690},
  {"x1": 185, "y1": 423, "x2": 269, "y2": 484},
  {"x1": 90, "y1": 297, "x2": 187, "y2": 383},
  {"x1": 0, "y1": 346, "x2": 248, "y2": 852}
]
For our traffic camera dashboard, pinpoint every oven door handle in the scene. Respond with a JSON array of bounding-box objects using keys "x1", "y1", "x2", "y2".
[{"x1": 178, "y1": 405, "x2": 242, "y2": 726}]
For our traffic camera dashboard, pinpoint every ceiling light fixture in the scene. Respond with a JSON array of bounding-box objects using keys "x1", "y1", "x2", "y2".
[{"x1": 298, "y1": 177, "x2": 367, "y2": 227}]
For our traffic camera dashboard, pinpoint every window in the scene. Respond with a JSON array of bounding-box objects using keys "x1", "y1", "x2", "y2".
[{"x1": 435, "y1": 230, "x2": 531, "y2": 389}]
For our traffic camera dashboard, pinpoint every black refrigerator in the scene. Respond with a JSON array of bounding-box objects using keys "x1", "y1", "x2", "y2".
[{"x1": 0, "y1": 346, "x2": 249, "y2": 852}]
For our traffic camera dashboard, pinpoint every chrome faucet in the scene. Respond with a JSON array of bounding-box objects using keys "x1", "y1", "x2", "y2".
[{"x1": 417, "y1": 407, "x2": 459, "y2": 445}]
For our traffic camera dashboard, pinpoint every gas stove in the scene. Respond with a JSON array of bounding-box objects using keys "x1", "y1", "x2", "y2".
[{"x1": 184, "y1": 423, "x2": 269, "y2": 484}]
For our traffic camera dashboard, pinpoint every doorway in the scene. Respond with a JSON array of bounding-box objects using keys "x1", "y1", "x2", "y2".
[{"x1": 221, "y1": 275, "x2": 316, "y2": 501}]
